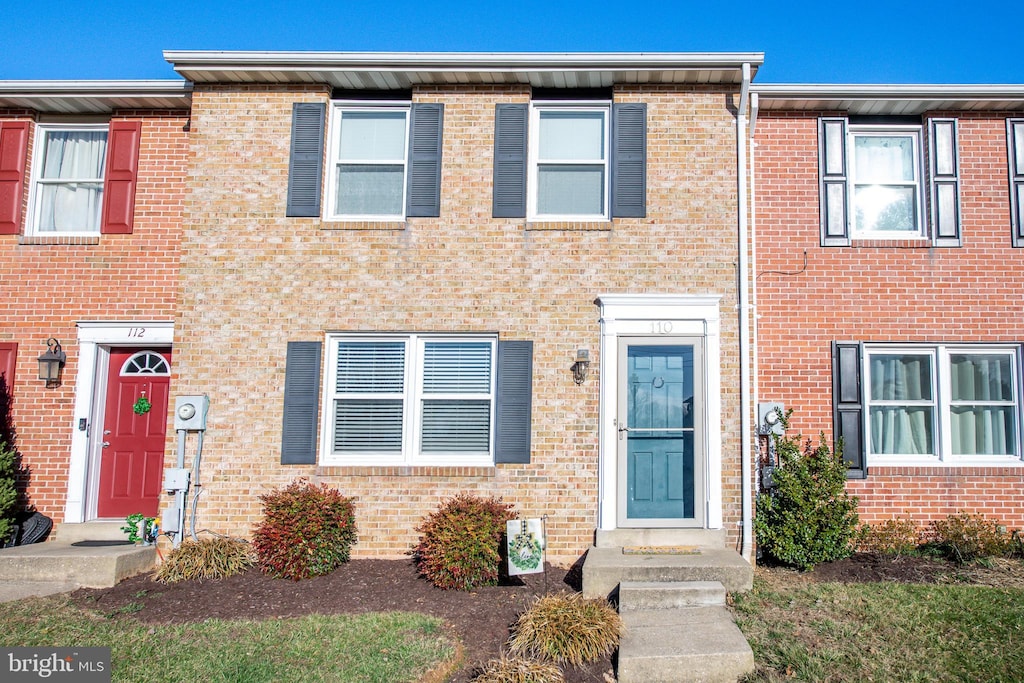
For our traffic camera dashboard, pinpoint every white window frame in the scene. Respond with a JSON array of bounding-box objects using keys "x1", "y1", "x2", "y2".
[
  {"x1": 528, "y1": 102, "x2": 610, "y2": 221},
  {"x1": 324, "y1": 103, "x2": 410, "y2": 221},
  {"x1": 320, "y1": 333, "x2": 497, "y2": 467},
  {"x1": 27, "y1": 123, "x2": 109, "y2": 236},
  {"x1": 848, "y1": 125, "x2": 924, "y2": 240},
  {"x1": 865, "y1": 344, "x2": 1023, "y2": 466}
]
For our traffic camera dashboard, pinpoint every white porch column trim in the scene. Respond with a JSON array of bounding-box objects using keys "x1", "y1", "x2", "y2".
[
  {"x1": 596, "y1": 295, "x2": 722, "y2": 531},
  {"x1": 64, "y1": 321, "x2": 173, "y2": 523}
]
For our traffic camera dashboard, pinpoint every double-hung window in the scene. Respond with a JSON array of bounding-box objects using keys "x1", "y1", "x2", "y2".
[
  {"x1": 30, "y1": 124, "x2": 108, "y2": 234},
  {"x1": 326, "y1": 105, "x2": 409, "y2": 220},
  {"x1": 529, "y1": 104, "x2": 609, "y2": 219},
  {"x1": 849, "y1": 127, "x2": 922, "y2": 238},
  {"x1": 864, "y1": 346, "x2": 1021, "y2": 463},
  {"x1": 322, "y1": 334, "x2": 496, "y2": 466}
]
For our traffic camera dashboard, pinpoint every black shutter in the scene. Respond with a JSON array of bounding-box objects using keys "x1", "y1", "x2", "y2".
[
  {"x1": 929, "y1": 118, "x2": 961, "y2": 247},
  {"x1": 611, "y1": 103, "x2": 646, "y2": 218},
  {"x1": 406, "y1": 103, "x2": 444, "y2": 218},
  {"x1": 286, "y1": 102, "x2": 326, "y2": 218},
  {"x1": 281, "y1": 341, "x2": 322, "y2": 465},
  {"x1": 494, "y1": 340, "x2": 533, "y2": 464},
  {"x1": 492, "y1": 104, "x2": 528, "y2": 218},
  {"x1": 819, "y1": 117, "x2": 850, "y2": 246},
  {"x1": 832, "y1": 341, "x2": 866, "y2": 478},
  {"x1": 1009, "y1": 119, "x2": 1024, "y2": 247}
]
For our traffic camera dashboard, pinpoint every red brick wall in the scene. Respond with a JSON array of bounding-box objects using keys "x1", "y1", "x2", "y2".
[
  {"x1": 754, "y1": 111, "x2": 1024, "y2": 529},
  {"x1": 0, "y1": 110, "x2": 188, "y2": 521}
]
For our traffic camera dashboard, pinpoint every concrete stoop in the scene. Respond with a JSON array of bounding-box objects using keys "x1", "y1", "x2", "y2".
[{"x1": 0, "y1": 522, "x2": 156, "y2": 600}]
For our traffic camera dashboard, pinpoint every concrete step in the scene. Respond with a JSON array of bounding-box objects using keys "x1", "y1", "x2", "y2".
[
  {"x1": 54, "y1": 521, "x2": 132, "y2": 544},
  {"x1": 0, "y1": 542, "x2": 155, "y2": 588},
  {"x1": 619, "y1": 580, "x2": 726, "y2": 611},
  {"x1": 582, "y1": 546, "x2": 753, "y2": 599},
  {"x1": 617, "y1": 606, "x2": 755, "y2": 683},
  {"x1": 595, "y1": 528, "x2": 725, "y2": 549}
]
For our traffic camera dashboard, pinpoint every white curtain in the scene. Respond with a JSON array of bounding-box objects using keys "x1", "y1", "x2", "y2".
[
  {"x1": 38, "y1": 131, "x2": 106, "y2": 232},
  {"x1": 869, "y1": 354, "x2": 933, "y2": 455},
  {"x1": 950, "y1": 355, "x2": 1014, "y2": 456}
]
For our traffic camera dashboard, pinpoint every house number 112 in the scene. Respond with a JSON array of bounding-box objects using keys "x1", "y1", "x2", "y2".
[{"x1": 127, "y1": 327, "x2": 146, "y2": 338}]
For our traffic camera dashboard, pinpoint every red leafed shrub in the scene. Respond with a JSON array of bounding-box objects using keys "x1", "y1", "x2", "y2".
[
  {"x1": 251, "y1": 479, "x2": 357, "y2": 580},
  {"x1": 413, "y1": 494, "x2": 516, "y2": 591}
]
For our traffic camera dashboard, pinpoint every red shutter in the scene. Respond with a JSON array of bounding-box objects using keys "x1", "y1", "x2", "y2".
[
  {"x1": 0, "y1": 122, "x2": 30, "y2": 235},
  {"x1": 0, "y1": 342, "x2": 16, "y2": 393},
  {"x1": 100, "y1": 120, "x2": 142, "y2": 234}
]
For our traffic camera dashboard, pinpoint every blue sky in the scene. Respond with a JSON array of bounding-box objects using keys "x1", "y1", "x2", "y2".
[{"x1": 2, "y1": 0, "x2": 1020, "y2": 84}]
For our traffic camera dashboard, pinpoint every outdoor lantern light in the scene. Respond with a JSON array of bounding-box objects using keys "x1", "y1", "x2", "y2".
[
  {"x1": 37, "y1": 337, "x2": 66, "y2": 388},
  {"x1": 572, "y1": 349, "x2": 590, "y2": 385}
]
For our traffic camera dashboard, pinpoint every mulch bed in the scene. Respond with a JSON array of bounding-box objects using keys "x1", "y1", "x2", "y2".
[{"x1": 71, "y1": 558, "x2": 613, "y2": 683}]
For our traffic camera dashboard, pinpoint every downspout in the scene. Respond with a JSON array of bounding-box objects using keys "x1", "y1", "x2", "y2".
[{"x1": 737, "y1": 63, "x2": 753, "y2": 562}]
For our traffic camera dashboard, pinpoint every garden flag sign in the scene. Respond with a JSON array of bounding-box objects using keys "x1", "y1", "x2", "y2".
[{"x1": 506, "y1": 518, "x2": 545, "y2": 575}]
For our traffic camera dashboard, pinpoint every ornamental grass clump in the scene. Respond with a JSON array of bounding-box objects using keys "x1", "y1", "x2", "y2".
[
  {"x1": 471, "y1": 655, "x2": 565, "y2": 683},
  {"x1": 252, "y1": 479, "x2": 357, "y2": 580},
  {"x1": 507, "y1": 593, "x2": 622, "y2": 667},
  {"x1": 755, "y1": 410, "x2": 859, "y2": 570},
  {"x1": 412, "y1": 494, "x2": 515, "y2": 591},
  {"x1": 154, "y1": 536, "x2": 255, "y2": 583}
]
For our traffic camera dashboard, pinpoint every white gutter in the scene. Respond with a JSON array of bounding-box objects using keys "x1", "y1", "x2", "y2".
[{"x1": 737, "y1": 63, "x2": 754, "y2": 562}]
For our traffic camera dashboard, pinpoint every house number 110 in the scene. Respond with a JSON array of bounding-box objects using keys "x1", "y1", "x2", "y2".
[{"x1": 651, "y1": 321, "x2": 673, "y2": 334}]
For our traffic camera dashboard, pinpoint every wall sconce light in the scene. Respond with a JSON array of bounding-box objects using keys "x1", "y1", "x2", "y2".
[
  {"x1": 571, "y1": 349, "x2": 590, "y2": 385},
  {"x1": 37, "y1": 338, "x2": 66, "y2": 388}
]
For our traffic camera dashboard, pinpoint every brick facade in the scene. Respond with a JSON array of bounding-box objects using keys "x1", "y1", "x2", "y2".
[
  {"x1": 172, "y1": 83, "x2": 745, "y2": 564},
  {"x1": 754, "y1": 109, "x2": 1024, "y2": 528},
  {"x1": 0, "y1": 108, "x2": 189, "y2": 520}
]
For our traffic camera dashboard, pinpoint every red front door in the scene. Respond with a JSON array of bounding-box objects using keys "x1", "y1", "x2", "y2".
[{"x1": 96, "y1": 348, "x2": 171, "y2": 518}]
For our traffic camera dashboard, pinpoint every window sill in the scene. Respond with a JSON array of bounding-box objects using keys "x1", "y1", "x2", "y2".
[
  {"x1": 319, "y1": 221, "x2": 406, "y2": 231},
  {"x1": 18, "y1": 235, "x2": 102, "y2": 246},
  {"x1": 868, "y1": 457, "x2": 1024, "y2": 471},
  {"x1": 526, "y1": 221, "x2": 612, "y2": 231},
  {"x1": 316, "y1": 465, "x2": 497, "y2": 478}
]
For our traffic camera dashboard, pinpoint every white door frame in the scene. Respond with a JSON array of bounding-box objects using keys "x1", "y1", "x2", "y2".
[
  {"x1": 64, "y1": 321, "x2": 173, "y2": 523},
  {"x1": 596, "y1": 295, "x2": 722, "y2": 531}
]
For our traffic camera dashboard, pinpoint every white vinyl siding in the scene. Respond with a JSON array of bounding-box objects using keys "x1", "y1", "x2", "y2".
[{"x1": 323, "y1": 334, "x2": 496, "y2": 466}]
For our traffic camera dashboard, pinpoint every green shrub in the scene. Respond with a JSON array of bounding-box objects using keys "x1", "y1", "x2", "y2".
[
  {"x1": 472, "y1": 656, "x2": 564, "y2": 683},
  {"x1": 155, "y1": 536, "x2": 255, "y2": 583},
  {"x1": 251, "y1": 479, "x2": 357, "y2": 580},
  {"x1": 755, "y1": 411, "x2": 859, "y2": 570},
  {"x1": 0, "y1": 441, "x2": 17, "y2": 546},
  {"x1": 858, "y1": 518, "x2": 922, "y2": 556},
  {"x1": 412, "y1": 494, "x2": 515, "y2": 591},
  {"x1": 507, "y1": 593, "x2": 622, "y2": 667},
  {"x1": 927, "y1": 512, "x2": 1011, "y2": 564}
]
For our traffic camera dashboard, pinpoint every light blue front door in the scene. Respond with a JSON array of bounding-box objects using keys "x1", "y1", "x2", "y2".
[{"x1": 618, "y1": 339, "x2": 703, "y2": 526}]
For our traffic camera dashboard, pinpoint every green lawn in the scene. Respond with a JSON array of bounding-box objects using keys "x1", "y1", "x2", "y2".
[
  {"x1": 732, "y1": 572, "x2": 1024, "y2": 682},
  {"x1": 0, "y1": 596, "x2": 457, "y2": 682}
]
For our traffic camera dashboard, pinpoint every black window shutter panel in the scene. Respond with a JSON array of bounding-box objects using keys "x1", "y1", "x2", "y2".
[
  {"x1": 286, "y1": 102, "x2": 326, "y2": 218},
  {"x1": 611, "y1": 103, "x2": 646, "y2": 218},
  {"x1": 832, "y1": 341, "x2": 866, "y2": 478},
  {"x1": 819, "y1": 117, "x2": 850, "y2": 246},
  {"x1": 494, "y1": 340, "x2": 533, "y2": 464},
  {"x1": 281, "y1": 341, "x2": 322, "y2": 464},
  {"x1": 929, "y1": 118, "x2": 961, "y2": 247},
  {"x1": 1008, "y1": 119, "x2": 1024, "y2": 247},
  {"x1": 406, "y1": 103, "x2": 444, "y2": 217},
  {"x1": 492, "y1": 104, "x2": 528, "y2": 218}
]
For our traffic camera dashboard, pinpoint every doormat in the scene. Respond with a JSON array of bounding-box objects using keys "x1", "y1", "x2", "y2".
[
  {"x1": 622, "y1": 545, "x2": 700, "y2": 555},
  {"x1": 71, "y1": 540, "x2": 134, "y2": 547}
]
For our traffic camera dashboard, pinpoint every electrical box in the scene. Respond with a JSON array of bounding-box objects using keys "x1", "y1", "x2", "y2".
[
  {"x1": 758, "y1": 402, "x2": 785, "y2": 435},
  {"x1": 161, "y1": 505, "x2": 181, "y2": 534},
  {"x1": 163, "y1": 467, "x2": 190, "y2": 492},
  {"x1": 174, "y1": 395, "x2": 209, "y2": 431}
]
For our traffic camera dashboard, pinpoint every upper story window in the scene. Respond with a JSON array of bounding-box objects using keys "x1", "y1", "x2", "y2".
[
  {"x1": 849, "y1": 127, "x2": 922, "y2": 238},
  {"x1": 529, "y1": 104, "x2": 609, "y2": 220},
  {"x1": 30, "y1": 124, "x2": 108, "y2": 234},
  {"x1": 326, "y1": 105, "x2": 409, "y2": 220},
  {"x1": 819, "y1": 117, "x2": 960, "y2": 247}
]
